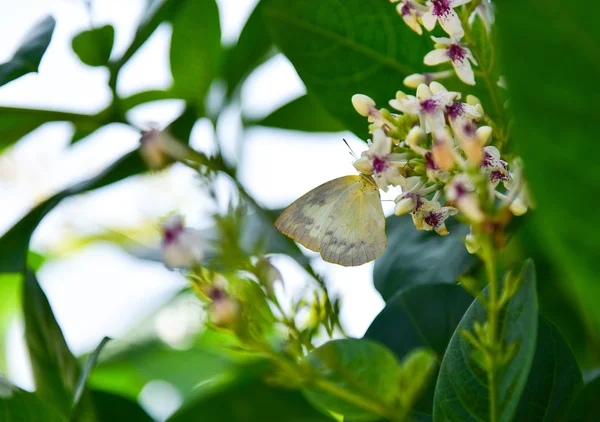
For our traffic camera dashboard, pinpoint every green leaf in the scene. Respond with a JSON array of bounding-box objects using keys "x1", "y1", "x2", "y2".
[
  {"x1": 170, "y1": 0, "x2": 221, "y2": 105},
  {"x1": 73, "y1": 337, "x2": 112, "y2": 408},
  {"x1": 71, "y1": 25, "x2": 115, "y2": 67},
  {"x1": 87, "y1": 390, "x2": 153, "y2": 422},
  {"x1": 303, "y1": 338, "x2": 401, "y2": 421},
  {"x1": 0, "y1": 274, "x2": 22, "y2": 372},
  {"x1": 433, "y1": 260, "x2": 538, "y2": 422},
  {"x1": 567, "y1": 375, "x2": 600, "y2": 422},
  {"x1": 0, "y1": 16, "x2": 55, "y2": 87},
  {"x1": 0, "y1": 377, "x2": 67, "y2": 422},
  {"x1": 263, "y1": 0, "x2": 430, "y2": 137},
  {"x1": 513, "y1": 317, "x2": 583, "y2": 421},
  {"x1": 364, "y1": 284, "x2": 473, "y2": 415},
  {"x1": 0, "y1": 150, "x2": 146, "y2": 273},
  {"x1": 0, "y1": 107, "x2": 105, "y2": 150},
  {"x1": 223, "y1": 0, "x2": 272, "y2": 97},
  {"x1": 374, "y1": 215, "x2": 476, "y2": 301},
  {"x1": 88, "y1": 340, "x2": 235, "y2": 401},
  {"x1": 244, "y1": 94, "x2": 346, "y2": 132},
  {"x1": 496, "y1": 2, "x2": 600, "y2": 329},
  {"x1": 168, "y1": 377, "x2": 333, "y2": 422},
  {"x1": 23, "y1": 270, "x2": 80, "y2": 417}
]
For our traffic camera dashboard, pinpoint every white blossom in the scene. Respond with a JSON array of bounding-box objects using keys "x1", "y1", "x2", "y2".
[
  {"x1": 353, "y1": 129, "x2": 406, "y2": 191},
  {"x1": 161, "y1": 215, "x2": 204, "y2": 269},
  {"x1": 422, "y1": 0, "x2": 471, "y2": 38},
  {"x1": 394, "y1": 0, "x2": 429, "y2": 35},
  {"x1": 424, "y1": 36, "x2": 478, "y2": 85}
]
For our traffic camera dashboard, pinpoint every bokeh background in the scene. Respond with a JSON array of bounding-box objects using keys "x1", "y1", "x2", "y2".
[{"x1": 0, "y1": 1, "x2": 389, "y2": 418}]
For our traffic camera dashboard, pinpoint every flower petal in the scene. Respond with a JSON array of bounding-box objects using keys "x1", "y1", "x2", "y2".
[
  {"x1": 438, "y1": 9, "x2": 464, "y2": 37},
  {"x1": 452, "y1": 58, "x2": 475, "y2": 85},
  {"x1": 421, "y1": 11, "x2": 437, "y2": 31},
  {"x1": 424, "y1": 48, "x2": 451, "y2": 66}
]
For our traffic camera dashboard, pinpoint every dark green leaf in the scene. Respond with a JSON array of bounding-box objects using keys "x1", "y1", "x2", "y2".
[
  {"x1": 0, "y1": 150, "x2": 146, "y2": 273},
  {"x1": 365, "y1": 284, "x2": 473, "y2": 415},
  {"x1": 433, "y1": 260, "x2": 538, "y2": 422},
  {"x1": 263, "y1": 0, "x2": 430, "y2": 137},
  {"x1": 245, "y1": 94, "x2": 346, "y2": 132},
  {"x1": 73, "y1": 337, "x2": 112, "y2": 408},
  {"x1": 72, "y1": 25, "x2": 115, "y2": 67},
  {"x1": 0, "y1": 377, "x2": 66, "y2": 422},
  {"x1": 496, "y1": 2, "x2": 600, "y2": 328},
  {"x1": 168, "y1": 377, "x2": 333, "y2": 422},
  {"x1": 0, "y1": 16, "x2": 55, "y2": 87},
  {"x1": 514, "y1": 317, "x2": 583, "y2": 421},
  {"x1": 223, "y1": 0, "x2": 272, "y2": 97},
  {"x1": 23, "y1": 270, "x2": 80, "y2": 416},
  {"x1": 303, "y1": 338, "x2": 400, "y2": 421},
  {"x1": 374, "y1": 215, "x2": 475, "y2": 301},
  {"x1": 567, "y1": 376, "x2": 600, "y2": 422},
  {"x1": 170, "y1": 0, "x2": 221, "y2": 105},
  {"x1": 87, "y1": 390, "x2": 153, "y2": 422}
]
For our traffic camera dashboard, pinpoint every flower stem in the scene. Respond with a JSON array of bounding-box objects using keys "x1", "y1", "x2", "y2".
[{"x1": 482, "y1": 236, "x2": 499, "y2": 422}]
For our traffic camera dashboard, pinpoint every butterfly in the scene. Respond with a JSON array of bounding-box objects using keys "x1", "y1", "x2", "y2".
[{"x1": 274, "y1": 174, "x2": 386, "y2": 266}]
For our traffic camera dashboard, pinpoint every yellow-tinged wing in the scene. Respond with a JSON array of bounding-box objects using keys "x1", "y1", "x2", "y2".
[{"x1": 274, "y1": 175, "x2": 386, "y2": 266}]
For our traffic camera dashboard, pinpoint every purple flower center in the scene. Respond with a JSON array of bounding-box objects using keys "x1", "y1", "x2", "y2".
[
  {"x1": 482, "y1": 151, "x2": 494, "y2": 167},
  {"x1": 425, "y1": 151, "x2": 438, "y2": 170},
  {"x1": 401, "y1": 4, "x2": 411, "y2": 16},
  {"x1": 453, "y1": 182, "x2": 469, "y2": 198},
  {"x1": 372, "y1": 156, "x2": 389, "y2": 173},
  {"x1": 490, "y1": 170, "x2": 510, "y2": 183},
  {"x1": 446, "y1": 102, "x2": 464, "y2": 120},
  {"x1": 463, "y1": 121, "x2": 476, "y2": 137},
  {"x1": 421, "y1": 98, "x2": 438, "y2": 114},
  {"x1": 447, "y1": 43, "x2": 467, "y2": 62},
  {"x1": 208, "y1": 287, "x2": 226, "y2": 301},
  {"x1": 414, "y1": 196, "x2": 425, "y2": 210},
  {"x1": 431, "y1": 0, "x2": 452, "y2": 17},
  {"x1": 163, "y1": 222, "x2": 184, "y2": 245},
  {"x1": 424, "y1": 211, "x2": 443, "y2": 228}
]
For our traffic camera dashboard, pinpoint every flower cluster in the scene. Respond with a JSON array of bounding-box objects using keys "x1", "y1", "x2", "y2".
[
  {"x1": 351, "y1": 82, "x2": 528, "y2": 240},
  {"x1": 392, "y1": 0, "x2": 496, "y2": 86}
]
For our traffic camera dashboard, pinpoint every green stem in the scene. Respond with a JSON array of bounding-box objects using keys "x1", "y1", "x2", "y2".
[{"x1": 482, "y1": 237, "x2": 499, "y2": 422}]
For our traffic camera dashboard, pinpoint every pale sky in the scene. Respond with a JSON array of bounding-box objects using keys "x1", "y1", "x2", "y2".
[{"x1": 0, "y1": 0, "x2": 386, "y2": 411}]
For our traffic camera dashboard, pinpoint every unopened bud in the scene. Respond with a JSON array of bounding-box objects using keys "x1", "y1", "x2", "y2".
[
  {"x1": 396, "y1": 90, "x2": 408, "y2": 101},
  {"x1": 476, "y1": 126, "x2": 492, "y2": 145},
  {"x1": 432, "y1": 129, "x2": 456, "y2": 171},
  {"x1": 395, "y1": 197, "x2": 415, "y2": 216},
  {"x1": 458, "y1": 196, "x2": 485, "y2": 223},
  {"x1": 429, "y1": 81, "x2": 447, "y2": 94},
  {"x1": 351, "y1": 94, "x2": 376, "y2": 117},
  {"x1": 509, "y1": 198, "x2": 527, "y2": 216},
  {"x1": 353, "y1": 157, "x2": 374, "y2": 175},
  {"x1": 403, "y1": 73, "x2": 426, "y2": 89},
  {"x1": 466, "y1": 95, "x2": 481, "y2": 106},
  {"x1": 405, "y1": 126, "x2": 426, "y2": 148},
  {"x1": 463, "y1": 138, "x2": 484, "y2": 165},
  {"x1": 465, "y1": 232, "x2": 480, "y2": 254}
]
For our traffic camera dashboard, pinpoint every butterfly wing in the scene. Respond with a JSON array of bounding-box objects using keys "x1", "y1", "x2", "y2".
[{"x1": 274, "y1": 175, "x2": 386, "y2": 266}]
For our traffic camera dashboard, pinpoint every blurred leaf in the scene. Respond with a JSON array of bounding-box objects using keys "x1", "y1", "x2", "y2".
[
  {"x1": 364, "y1": 284, "x2": 473, "y2": 416},
  {"x1": 73, "y1": 337, "x2": 112, "y2": 408},
  {"x1": 168, "y1": 377, "x2": 333, "y2": 422},
  {"x1": 263, "y1": 0, "x2": 430, "y2": 137},
  {"x1": 87, "y1": 390, "x2": 153, "y2": 422},
  {"x1": 0, "y1": 376, "x2": 66, "y2": 422},
  {"x1": 0, "y1": 150, "x2": 146, "y2": 273},
  {"x1": 170, "y1": 0, "x2": 221, "y2": 105},
  {"x1": 496, "y1": 2, "x2": 600, "y2": 329},
  {"x1": 303, "y1": 338, "x2": 400, "y2": 421},
  {"x1": 0, "y1": 16, "x2": 55, "y2": 87},
  {"x1": 0, "y1": 107, "x2": 103, "y2": 150},
  {"x1": 89, "y1": 339, "x2": 236, "y2": 401},
  {"x1": 433, "y1": 260, "x2": 538, "y2": 421},
  {"x1": 23, "y1": 270, "x2": 80, "y2": 417},
  {"x1": 567, "y1": 375, "x2": 600, "y2": 422},
  {"x1": 223, "y1": 0, "x2": 272, "y2": 97},
  {"x1": 513, "y1": 317, "x2": 583, "y2": 421},
  {"x1": 374, "y1": 215, "x2": 476, "y2": 301},
  {"x1": 245, "y1": 94, "x2": 345, "y2": 132},
  {"x1": 0, "y1": 274, "x2": 21, "y2": 371},
  {"x1": 121, "y1": 89, "x2": 177, "y2": 111},
  {"x1": 72, "y1": 25, "x2": 115, "y2": 67}
]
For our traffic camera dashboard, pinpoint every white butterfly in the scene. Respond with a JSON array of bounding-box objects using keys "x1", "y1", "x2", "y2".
[{"x1": 275, "y1": 174, "x2": 386, "y2": 266}]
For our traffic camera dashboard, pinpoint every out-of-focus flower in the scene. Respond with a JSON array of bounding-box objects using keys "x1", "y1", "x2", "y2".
[
  {"x1": 446, "y1": 174, "x2": 485, "y2": 222},
  {"x1": 161, "y1": 215, "x2": 204, "y2": 269},
  {"x1": 207, "y1": 286, "x2": 239, "y2": 328},
  {"x1": 139, "y1": 128, "x2": 191, "y2": 169}
]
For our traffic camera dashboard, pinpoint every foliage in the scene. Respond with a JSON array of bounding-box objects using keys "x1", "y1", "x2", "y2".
[{"x1": 0, "y1": 0, "x2": 597, "y2": 421}]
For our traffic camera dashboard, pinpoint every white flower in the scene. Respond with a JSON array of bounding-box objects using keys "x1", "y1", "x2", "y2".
[
  {"x1": 353, "y1": 129, "x2": 406, "y2": 191},
  {"x1": 445, "y1": 100, "x2": 485, "y2": 163},
  {"x1": 422, "y1": 0, "x2": 471, "y2": 38},
  {"x1": 161, "y1": 215, "x2": 204, "y2": 269},
  {"x1": 403, "y1": 70, "x2": 454, "y2": 88},
  {"x1": 424, "y1": 36, "x2": 478, "y2": 85},
  {"x1": 411, "y1": 198, "x2": 458, "y2": 236},
  {"x1": 395, "y1": 0, "x2": 429, "y2": 35},
  {"x1": 445, "y1": 174, "x2": 484, "y2": 222},
  {"x1": 481, "y1": 146, "x2": 511, "y2": 187},
  {"x1": 139, "y1": 128, "x2": 191, "y2": 169},
  {"x1": 389, "y1": 82, "x2": 459, "y2": 132}
]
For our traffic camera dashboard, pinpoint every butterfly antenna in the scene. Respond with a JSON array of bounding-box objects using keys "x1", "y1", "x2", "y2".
[{"x1": 343, "y1": 138, "x2": 358, "y2": 160}]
